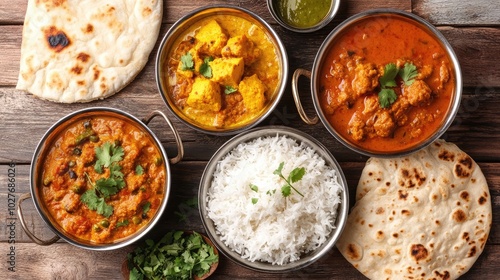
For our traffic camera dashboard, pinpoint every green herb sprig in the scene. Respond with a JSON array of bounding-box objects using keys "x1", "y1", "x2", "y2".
[
  {"x1": 81, "y1": 141, "x2": 125, "y2": 218},
  {"x1": 180, "y1": 52, "x2": 194, "y2": 71},
  {"x1": 274, "y1": 162, "x2": 305, "y2": 197},
  {"x1": 199, "y1": 56, "x2": 214, "y2": 78},
  {"x1": 378, "y1": 62, "x2": 419, "y2": 108}
]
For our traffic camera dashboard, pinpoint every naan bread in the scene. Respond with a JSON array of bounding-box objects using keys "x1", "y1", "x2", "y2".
[
  {"x1": 337, "y1": 139, "x2": 492, "y2": 280},
  {"x1": 16, "y1": 0, "x2": 162, "y2": 103}
]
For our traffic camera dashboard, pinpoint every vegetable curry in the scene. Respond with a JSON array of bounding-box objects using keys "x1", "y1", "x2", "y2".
[
  {"x1": 165, "y1": 14, "x2": 280, "y2": 129},
  {"x1": 319, "y1": 16, "x2": 455, "y2": 153},
  {"x1": 41, "y1": 116, "x2": 165, "y2": 244}
]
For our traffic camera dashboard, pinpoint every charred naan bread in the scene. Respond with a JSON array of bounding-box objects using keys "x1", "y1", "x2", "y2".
[
  {"x1": 337, "y1": 139, "x2": 492, "y2": 280},
  {"x1": 16, "y1": 0, "x2": 162, "y2": 103}
]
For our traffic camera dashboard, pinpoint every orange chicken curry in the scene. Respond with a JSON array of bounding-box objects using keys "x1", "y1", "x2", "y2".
[
  {"x1": 165, "y1": 15, "x2": 280, "y2": 129},
  {"x1": 319, "y1": 16, "x2": 455, "y2": 153},
  {"x1": 41, "y1": 117, "x2": 165, "y2": 243}
]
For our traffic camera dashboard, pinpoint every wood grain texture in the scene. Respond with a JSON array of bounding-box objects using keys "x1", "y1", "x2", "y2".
[{"x1": 413, "y1": 0, "x2": 500, "y2": 26}]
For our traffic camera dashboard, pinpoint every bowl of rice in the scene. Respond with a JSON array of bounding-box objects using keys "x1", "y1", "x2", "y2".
[{"x1": 198, "y1": 126, "x2": 349, "y2": 272}]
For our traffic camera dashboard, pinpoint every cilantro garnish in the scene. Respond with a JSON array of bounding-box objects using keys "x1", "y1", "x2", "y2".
[
  {"x1": 250, "y1": 184, "x2": 259, "y2": 192},
  {"x1": 251, "y1": 198, "x2": 259, "y2": 204},
  {"x1": 142, "y1": 201, "x2": 151, "y2": 214},
  {"x1": 399, "y1": 62, "x2": 418, "y2": 86},
  {"x1": 378, "y1": 62, "x2": 419, "y2": 108},
  {"x1": 199, "y1": 56, "x2": 214, "y2": 78},
  {"x1": 116, "y1": 219, "x2": 129, "y2": 228},
  {"x1": 224, "y1": 85, "x2": 237, "y2": 95},
  {"x1": 94, "y1": 142, "x2": 124, "y2": 174},
  {"x1": 127, "y1": 231, "x2": 218, "y2": 280},
  {"x1": 135, "y1": 164, "x2": 144, "y2": 175},
  {"x1": 180, "y1": 52, "x2": 194, "y2": 71},
  {"x1": 81, "y1": 141, "x2": 126, "y2": 218},
  {"x1": 274, "y1": 162, "x2": 305, "y2": 197}
]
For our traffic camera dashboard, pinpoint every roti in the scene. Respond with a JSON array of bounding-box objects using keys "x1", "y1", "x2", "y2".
[
  {"x1": 336, "y1": 139, "x2": 492, "y2": 280},
  {"x1": 16, "y1": 0, "x2": 162, "y2": 103}
]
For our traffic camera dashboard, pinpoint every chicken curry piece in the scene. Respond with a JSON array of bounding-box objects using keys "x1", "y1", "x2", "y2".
[
  {"x1": 166, "y1": 16, "x2": 280, "y2": 129},
  {"x1": 319, "y1": 16, "x2": 455, "y2": 153}
]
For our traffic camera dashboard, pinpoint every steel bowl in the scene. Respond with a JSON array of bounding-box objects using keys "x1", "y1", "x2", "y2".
[
  {"x1": 198, "y1": 126, "x2": 349, "y2": 272},
  {"x1": 292, "y1": 9, "x2": 462, "y2": 157},
  {"x1": 156, "y1": 5, "x2": 288, "y2": 135},
  {"x1": 17, "y1": 107, "x2": 184, "y2": 250},
  {"x1": 267, "y1": 0, "x2": 340, "y2": 33}
]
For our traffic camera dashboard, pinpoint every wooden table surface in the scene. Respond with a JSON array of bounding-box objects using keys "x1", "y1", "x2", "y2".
[{"x1": 1, "y1": 0, "x2": 499, "y2": 279}]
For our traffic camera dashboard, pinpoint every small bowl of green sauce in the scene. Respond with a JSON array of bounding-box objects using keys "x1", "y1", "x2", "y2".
[{"x1": 267, "y1": 0, "x2": 340, "y2": 33}]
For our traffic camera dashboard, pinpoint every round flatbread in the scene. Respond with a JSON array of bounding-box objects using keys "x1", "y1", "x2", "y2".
[
  {"x1": 16, "y1": 0, "x2": 163, "y2": 103},
  {"x1": 336, "y1": 139, "x2": 492, "y2": 280}
]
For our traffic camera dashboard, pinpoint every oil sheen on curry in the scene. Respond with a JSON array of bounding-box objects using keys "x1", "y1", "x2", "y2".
[
  {"x1": 165, "y1": 15, "x2": 280, "y2": 129},
  {"x1": 41, "y1": 117, "x2": 165, "y2": 244},
  {"x1": 319, "y1": 16, "x2": 455, "y2": 153}
]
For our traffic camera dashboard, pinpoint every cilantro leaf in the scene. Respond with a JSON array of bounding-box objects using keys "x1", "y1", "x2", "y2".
[
  {"x1": 117, "y1": 219, "x2": 129, "y2": 228},
  {"x1": 250, "y1": 184, "x2": 258, "y2": 192},
  {"x1": 81, "y1": 189, "x2": 99, "y2": 210},
  {"x1": 288, "y1": 167, "x2": 305, "y2": 183},
  {"x1": 142, "y1": 202, "x2": 151, "y2": 214},
  {"x1": 379, "y1": 63, "x2": 399, "y2": 88},
  {"x1": 400, "y1": 62, "x2": 418, "y2": 86},
  {"x1": 96, "y1": 198, "x2": 113, "y2": 217},
  {"x1": 378, "y1": 88, "x2": 398, "y2": 108},
  {"x1": 274, "y1": 162, "x2": 305, "y2": 197},
  {"x1": 180, "y1": 52, "x2": 194, "y2": 71},
  {"x1": 94, "y1": 142, "x2": 124, "y2": 173},
  {"x1": 135, "y1": 165, "x2": 144, "y2": 175},
  {"x1": 199, "y1": 56, "x2": 214, "y2": 78},
  {"x1": 251, "y1": 198, "x2": 258, "y2": 204},
  {"x1": 224, "y1": 85, "x2": 237, "y2": 95}
]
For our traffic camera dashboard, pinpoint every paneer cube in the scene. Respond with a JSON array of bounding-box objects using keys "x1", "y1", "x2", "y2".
[
  {"x1": 186, "y1": 77, "x2": 221, "y2": 112},
  {"x1": 238, "y1": 74, "x2": 266, "y2": 113},
  {"x1": 194, "y1": 20, "x2": 228, "y2": 56},
  {"x1": 210, "y1": 57, "x2": 244, "y2": 88},
  {"x1": 221, "y1": 35, "x2": 261, "y2": 65}
]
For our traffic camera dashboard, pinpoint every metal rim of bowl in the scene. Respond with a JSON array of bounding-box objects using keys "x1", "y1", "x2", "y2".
[
  {"x1": 29, "y1": 107, "x2": 172, "y2": 250},
  {"x1": 155, "y1": 4, "x2": 289, "y2": 136},
  {"x1": 266, "y1": 0, "x2": 341, "y2": 33},
  {"x1": 310, "y1": 8, "x2": 463, "y2": 158},
  {"x1": 198, "y1": 126, "x2": 349, "y2": 272}
]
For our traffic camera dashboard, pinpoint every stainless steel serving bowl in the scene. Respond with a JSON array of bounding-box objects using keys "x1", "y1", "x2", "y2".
[
  {"x1": 292, "y1": 9, "x2": 462, "y2": 157},
  {"x1": 17, "y1": 107, "x2": 183, "y2": 250},
  {"x1": 156, "y1": 5, "x2": 288, "y2": 136},
  {"x1": 267, "y1": 0, "x2": 340, "y2": 33},
  {"x1": 198, "y1": 126, "x2": 349, "y2": 272}
]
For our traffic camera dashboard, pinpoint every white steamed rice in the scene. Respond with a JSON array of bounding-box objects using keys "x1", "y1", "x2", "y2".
[{"x1": 206, "y1": 134, "x2": 342, "y2": 265}]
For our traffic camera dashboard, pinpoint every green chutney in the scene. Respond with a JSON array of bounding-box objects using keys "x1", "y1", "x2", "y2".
[{"x1": 277, "y1": 0, "x2": 332, "y2": 28}]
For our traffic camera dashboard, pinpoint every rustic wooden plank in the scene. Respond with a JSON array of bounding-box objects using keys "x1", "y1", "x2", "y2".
[{"x1": 413, "y1": 0, "x2": 500, "y2": 26}]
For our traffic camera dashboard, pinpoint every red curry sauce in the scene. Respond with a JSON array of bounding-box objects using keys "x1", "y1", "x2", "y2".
[
  {"x1": 319, "y1": 16, "x2": 455, "y2": 153},
  {"x1": 41, "y1": 116, "x2": 165, "y2": 244}
]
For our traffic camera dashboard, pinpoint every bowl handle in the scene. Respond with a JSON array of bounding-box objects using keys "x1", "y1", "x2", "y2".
[
  {"x1": 17, "y1": 192, "x2": 60, "y2": 245},
  {"x1": 143, "y1": 110, "x2": 184, "y2": 165},
  {"x1": 292, "y1": 68, "x2": 319, "y2": 125}
]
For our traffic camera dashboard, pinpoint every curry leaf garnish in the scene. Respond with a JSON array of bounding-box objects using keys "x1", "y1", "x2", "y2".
[
  {"x1": 224, "y1": 85, "x2": 237, "y2": 95},
  {"x1": 273, "y1": 162, "x2": 305, "y2": 197},
  {"x1": 199, "y1": 56, "x2": 214, "y2": 78},
  {"x1": 127, "y1": 231, "x2": 218, "y2": 280},
  {"x1": 400, "y1": 62, "x2": 418, "y2": 86},
  {"x1": 180, "y1": 52, "x2": 194, "y2": 71}
]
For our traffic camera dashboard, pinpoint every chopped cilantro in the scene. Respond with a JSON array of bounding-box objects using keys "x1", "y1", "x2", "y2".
[
  {"x1": 199, "y1": 56, "x2": 214, "y2": 78},
  {"x1": 379, "y1": 63, "x2": 398, "y2": 88},
  {"x1": 251, "y1": 198, "x2": 259, "y2": 204},
  {"x1": 142, "y1": 201, "x2": 151, "y2": 214},
  {"x1": 250, "y1": 184, "x2": 259, "y2": 192},
  {"x1": 180, "y1": 52, "x2": 194, "y2": 71},
  {"x1": 273, "y1": 162, "x2": 305, "y2": 197},
  {"x1": 127, "y1": 231, "x2": 218, "y2": 280},
  {"x1": 116, "y1": 219, "x2": 129, "y2": 228},
  {"x1": 224, "y1": 85, "x2": 237, "y2": 95},
  {"x1": 377, "y1": 62, "x2": 419, "y2": 108}
]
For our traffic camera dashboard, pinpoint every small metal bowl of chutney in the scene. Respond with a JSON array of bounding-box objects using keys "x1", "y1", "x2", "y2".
[{"x1": 267, "y1": 0, "x2": 340, "y2": 33}]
